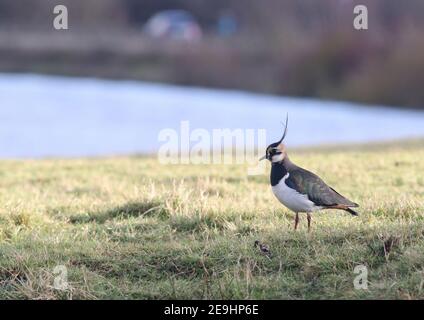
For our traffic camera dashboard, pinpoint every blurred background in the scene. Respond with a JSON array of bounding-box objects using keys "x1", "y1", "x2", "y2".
[{"x1": 1, "y1": 0, "x2": 424, "y2": 158}]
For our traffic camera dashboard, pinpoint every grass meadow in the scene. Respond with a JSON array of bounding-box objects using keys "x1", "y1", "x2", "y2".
[{"x1": 1, "y1": 140, "x2": 424, "y2": 299}]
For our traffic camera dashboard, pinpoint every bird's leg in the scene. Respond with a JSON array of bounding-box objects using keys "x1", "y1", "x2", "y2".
[
  {"x1": 307, "y1": 213, "x2": 312, "y2": 233},
  {"x1": 294, "y1": 212, "x2": 299, "y2": 230}
]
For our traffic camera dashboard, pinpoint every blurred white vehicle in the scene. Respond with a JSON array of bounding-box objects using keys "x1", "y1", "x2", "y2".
[{"x1": 143, "y1": 10, "x2": 203, "y2": 42}]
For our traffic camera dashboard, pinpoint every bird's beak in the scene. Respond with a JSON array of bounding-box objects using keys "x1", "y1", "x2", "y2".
[{"x1": 259, "y1": 155, "x2": 266, "y2": 161}]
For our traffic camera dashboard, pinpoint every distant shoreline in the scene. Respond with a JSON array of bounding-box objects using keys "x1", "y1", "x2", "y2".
[{"x1": 1, "y1": 30, "x2": 424, "y2": 111}]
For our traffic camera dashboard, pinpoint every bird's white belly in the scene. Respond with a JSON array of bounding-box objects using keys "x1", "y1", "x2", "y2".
[{"x1": 272, "y1": 173, "x2": 321, "y2": 213}]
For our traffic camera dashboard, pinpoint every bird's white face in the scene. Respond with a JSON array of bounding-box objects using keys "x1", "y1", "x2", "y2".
[
  {"x1": 260, "y1": 117, "x2": 289, "y2": 163},
  {"x1": 264, "y1": 143, "x2": 286, "y2": 163}
]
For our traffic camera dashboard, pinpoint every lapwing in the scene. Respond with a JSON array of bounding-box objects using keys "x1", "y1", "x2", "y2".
[
  {"x1": 254, "y1": 240, "x2": 271, "y2": 255},
  {"x1": 260, "y1": 116, "x2": 359, "y2": 232},
  {"x1": 254, "y1": 240, "x2": 271, "y2": 257}
]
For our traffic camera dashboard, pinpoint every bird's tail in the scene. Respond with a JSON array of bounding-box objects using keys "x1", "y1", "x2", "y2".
[
  {"x1": 327, "y1": 203, "x2": 359, "y2": 216},
  {"x1": 345, "y1": 207, "x2": 359, "y2": 216}
]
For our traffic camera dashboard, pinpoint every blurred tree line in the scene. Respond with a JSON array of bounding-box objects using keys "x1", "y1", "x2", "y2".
[{"x1": 1, "y1": 0, "x2": 424, "y2": 109}]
